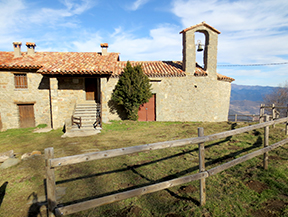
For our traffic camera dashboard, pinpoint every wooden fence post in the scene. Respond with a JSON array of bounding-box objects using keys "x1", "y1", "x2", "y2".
[
  {"x1": 259, "y1": 104, "x2": 264, "y2": 123},
  {"x1": 286, "y1": 104, "x2": 288, "y2": 135},
  {"x1": 235, "y1": 114, "x2": 237, "y2": 122},
  {"x1": 45, "y1": 148, "x2": 57, "y2": 217},
  {"x1": 272, "y1": 104, "x2": 276, "y2": 128},
  {"x1": 263, "y1": 115, "x2": 269, "y2": 170},
  {"x1": 198, "y1": 127, "x2": 206, "y2": 206}
]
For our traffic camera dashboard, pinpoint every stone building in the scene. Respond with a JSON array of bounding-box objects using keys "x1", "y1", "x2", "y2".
[{"x1": 0, "y1": 22, "x2": 234, "y2": 131}]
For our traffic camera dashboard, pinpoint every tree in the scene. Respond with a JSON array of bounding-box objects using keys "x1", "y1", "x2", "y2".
[
  {"x1": 111, "y1": 61, "x2": 152, "y2": 121},
  {"x1": 263, "y1": 81, "x2": 288, "y2": 117}
]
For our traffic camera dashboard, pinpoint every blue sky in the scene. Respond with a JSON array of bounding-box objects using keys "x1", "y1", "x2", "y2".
[{"x1": 0, "y1": 0, "x2": 288, "y2": 87}]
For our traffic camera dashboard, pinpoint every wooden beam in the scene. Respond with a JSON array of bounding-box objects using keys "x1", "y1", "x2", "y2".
[
  {"x1": 45, "y1": 148, "x2": 57, "y2": 216},
  {"x1": 207, "y1": 138, "x2": 288, "y2": 176},
  {"x1": 198, "y1": 127, "x2": 206, "y2": 206},
  {"x1": 263, "y1": 115, "x2": 269, "y2": 170},
  {"x1": 56, "y1": 172, "x2": 209, "y2": 216}
]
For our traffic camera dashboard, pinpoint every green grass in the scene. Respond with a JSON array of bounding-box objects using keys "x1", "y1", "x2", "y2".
[{"x1": 0, "y1": 121, "x2": 287, "y2": 217}]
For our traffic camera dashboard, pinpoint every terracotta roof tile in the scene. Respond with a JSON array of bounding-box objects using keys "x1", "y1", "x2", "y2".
[
  {"x1": 26, "y1": 42, "x2": 36, "y2": 47},
  {"x1": 0, "y1": 50, "x2": 234, "y2": 82},
  {"x1": 0, "y1": 52, "x2": 119, "y2": 74},
  {"x1": 100, "y1": 43, "x2": 108, "y2": 48},
  {"x1": 113, "y1": 61, "x2": 185, "y2": 77},
  {"x1": 112, "y1": 61, "x2": 234, "y2": 82}
]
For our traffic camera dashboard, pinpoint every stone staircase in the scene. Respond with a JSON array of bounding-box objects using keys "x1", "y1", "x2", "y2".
[{"x1": 71, "y1": 102, "x2": 101, "y2": 132}]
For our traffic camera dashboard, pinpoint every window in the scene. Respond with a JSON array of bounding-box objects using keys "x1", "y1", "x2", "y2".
[{"x1": 14, "y1": 74, "x2": 27, "y2": 88}]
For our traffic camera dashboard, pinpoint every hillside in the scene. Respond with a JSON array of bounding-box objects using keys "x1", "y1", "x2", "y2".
[
  {"x1": 229, "y1": 84, "x2": 277, "y2": 115},
  {"x1": 0, "y1": 121, "x2": 287, "y2": 217}
]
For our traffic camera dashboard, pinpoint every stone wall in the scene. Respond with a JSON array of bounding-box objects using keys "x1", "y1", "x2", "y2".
[
  {"x1": 0, "y1": 73, "x2": 89, "y2": 130},
  {"x1": 102, "y1": 75, "x2": 231, "y2": 123},
  {"x1": 0, "y1": 71, "x2": 50, "y2": 130},
  {"x1": 51, "y1": 77, "x2": 86, "y2": 129}
]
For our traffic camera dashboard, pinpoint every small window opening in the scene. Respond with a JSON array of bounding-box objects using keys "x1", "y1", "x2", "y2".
[{"x1": 14, "y1": 74, "x2": 28, "y2": 89}]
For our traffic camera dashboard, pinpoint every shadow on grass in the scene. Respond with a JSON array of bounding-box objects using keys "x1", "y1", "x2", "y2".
[
  {"x1": 0, "y1": 182, "x2": 8, "y2": 208},
  {"x1": 56, "y1": 135, "x2": 262, "y2": 208},
  {"x1": 56, "y1": 137, "x2": 232, "y2": 185},
  {"x1": 27, "y1": 180, "x2": 47, "y2": 217}
]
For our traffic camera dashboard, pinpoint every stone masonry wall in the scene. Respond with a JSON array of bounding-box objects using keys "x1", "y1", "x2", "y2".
[
  {"x1": 102, "y1": 76, "x2": 231, "y2": 123},
  {"x1": 0, "y1": 73, "x2": 88, "y2": 130},
  {"x1": 53, "y1": 77, "x2": 86, "y2": 128},
  {"x1": 0, "y1": 71, "x2": 50, "y2": 130}
]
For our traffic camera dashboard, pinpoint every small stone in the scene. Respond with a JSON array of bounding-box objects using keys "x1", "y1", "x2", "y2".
[
  {"x1": 31, "y1": 151, "x2": 41, "y2": 156},
  {"x1": 0, "y1": 150, "x2": 14, "y2": 163},
  {"x1": 0, "y1": 158, "x2": 20, "y2": 169},
  {"x1": 21, "y1": 153, "x2": 32, "y2": 160}
]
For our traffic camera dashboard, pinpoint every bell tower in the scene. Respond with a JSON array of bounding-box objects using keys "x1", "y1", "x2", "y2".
[{"x1": 180, "y1": 22, "x2": 221, "y2": 80}]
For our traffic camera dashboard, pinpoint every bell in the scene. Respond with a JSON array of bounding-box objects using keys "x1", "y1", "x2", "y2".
[{"x1": 197, "y1": 43, "x2": 204, "y2": 52}]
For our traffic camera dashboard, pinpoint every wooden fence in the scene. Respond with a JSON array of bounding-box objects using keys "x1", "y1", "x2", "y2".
[
  {"x1": 45, "y1": 116, "x2": 288, "y2": 216},
  {"x1": 259, "y1": 104, "x2": 288, "y2": 123},
  {"x1": 228, "y1": 114, "x2": 259, "y2": 122}
]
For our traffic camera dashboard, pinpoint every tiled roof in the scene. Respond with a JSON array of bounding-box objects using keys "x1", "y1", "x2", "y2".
[
  {"x1": 113, "y1": 61, "x2": 185, "y2": 77},
  {"x1": 0, "y1": 52, "x2": 42, "y2": 70},
  {"x1": 113, "y1": 61, "x2": 234, "y2": 82},
  {"x1": 0, "y1": 52, "x2": 119, "y2": 74},
  {"x1": 180, "y1": 21, "x2": 221, "y2": 34},
  {"x1": 39, "y1": 52, "x2": 119, "y2": 75},
  {"x1": 0, "y1": 51, "x2": 234, "y2": 82}
]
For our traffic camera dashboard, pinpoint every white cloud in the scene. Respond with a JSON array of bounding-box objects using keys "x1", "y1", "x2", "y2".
[
  {"x1": 128, "y1": 0, "x2": 150, "y2": 11},
  {"x1": 171, "y1": 0, "x2": 288, "y2": 63},
  {"x1": 0, "y1": 0, "x2": 96, "y2": 51},
  {"x1": 72, "y1": 31, "x2": 103, "y2": 52},
  {"x1": 109, "y1": 24, "x2": 182, "y2": 61}
]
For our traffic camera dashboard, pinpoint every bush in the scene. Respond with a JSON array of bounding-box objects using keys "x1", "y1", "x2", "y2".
[{"x1": 112, "y1": 61, "x2": 152, "y2": 120}]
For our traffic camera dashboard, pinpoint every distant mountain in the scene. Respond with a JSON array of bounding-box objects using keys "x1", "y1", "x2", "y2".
[
  {"x1": 230, "y1": 84, "x2": 277, "y2": 102},
  {"x1": 229, "y1": 84, "x2": 277, "y2": 115}
]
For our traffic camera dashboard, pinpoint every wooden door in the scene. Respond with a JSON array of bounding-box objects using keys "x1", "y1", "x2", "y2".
[
  {"x1": 18, "y1": 104, "x2": 35, "y2": 128},
  {"x1": 138, "y1": 94, "x2": 156, "y2": 121},
  {"x1": 85, "y1": 78, "x2": 97, "y2": 101}
]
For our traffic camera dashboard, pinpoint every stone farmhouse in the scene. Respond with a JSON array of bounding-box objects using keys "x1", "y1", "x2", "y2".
[{"x1": 0, "y1": 22, "x2": 234, "y2": 131}]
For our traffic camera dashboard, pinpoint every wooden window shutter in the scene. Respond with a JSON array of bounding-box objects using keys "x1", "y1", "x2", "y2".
[{"x1": 14, "y1": 74, "x2": 28, "y2": 88}]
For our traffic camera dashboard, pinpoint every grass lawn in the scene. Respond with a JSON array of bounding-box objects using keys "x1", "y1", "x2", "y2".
[{"x1": 0, "y1": 121, "x2": 287, "y2": 217}]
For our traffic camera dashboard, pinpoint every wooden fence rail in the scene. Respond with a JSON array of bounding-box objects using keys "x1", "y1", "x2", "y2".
[
  {"x1": 45, "y1": 116, "x2": 288, "y2": 216},
  {"x1": 259, "y1": 104, "x2": 288, "y2": 123},
  {"x1": 228, "y1": 114, "x2": 259, "y2": 122}
]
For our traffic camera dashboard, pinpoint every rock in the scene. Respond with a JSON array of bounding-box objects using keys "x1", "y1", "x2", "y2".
[
  {"x1": 0, "y1": 150, "x2": 14, "y2": 163},
  {"x1": 31, "y1": 151, "x2": 41, "y2": 156},
  {"x1": 21, "y1": 151, "x2": 41, "y2": 160},
  {"x1": 21, "y1": 153, "x2": 32, "y2": 160},
  {"x1": 0, "y1": 158, "x2": 20, "y2": 169}
]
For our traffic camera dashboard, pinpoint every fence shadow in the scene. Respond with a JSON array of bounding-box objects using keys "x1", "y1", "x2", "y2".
[
  {"x1": 0, "y1": 181, "x2": 8, "y2": 208},
  {"x1": 57, "y1": 135, "x2": 262, "y2": 208},
  {"x1": 27, "y1": 192, "x2": 47, "y2": 217}
]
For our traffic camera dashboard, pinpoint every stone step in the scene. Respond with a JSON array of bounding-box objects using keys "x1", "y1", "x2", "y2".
[
  {"x1": 73, "y1": 113, "x2": 97, "y2": 117},
  {"x1": 74, "y1": 109, "x2": 98, "y2": 112},
  {"x1": 76, "y1": 104, "x2": 99, "y2": 108}
]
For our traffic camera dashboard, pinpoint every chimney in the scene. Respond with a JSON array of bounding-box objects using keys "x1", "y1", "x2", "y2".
[
  {"x1": 100, "y1": 43, "x2": 108, "y2": 56},
  {"x1": 26, "y1": 42, "x2": 36, "y2": 56},
  {"x1": 13, "y1": 42, "x2": 22, "y2": 58}
]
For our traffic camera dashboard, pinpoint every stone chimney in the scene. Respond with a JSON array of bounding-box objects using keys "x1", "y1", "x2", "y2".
[
  {"x1": 13, "y1": 42, "x2": 22, "y2": 58},
  {"x1": 26, "y1": 42, "x2": 36, "y2": 56},
  {"x1": 100, "y1": 43, "x2": 108, "y2": 56}
]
